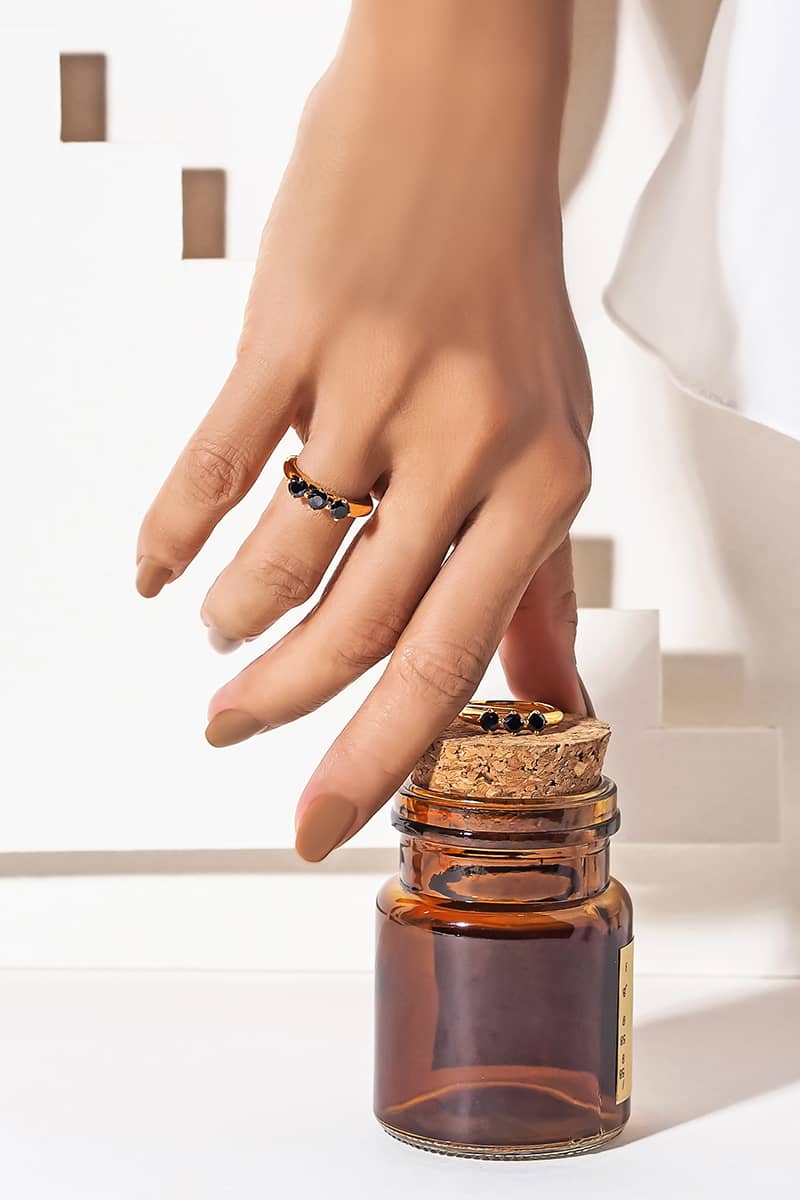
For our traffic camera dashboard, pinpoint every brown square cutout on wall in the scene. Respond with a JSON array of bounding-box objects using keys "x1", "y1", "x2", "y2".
[
  {"x1": 60, "y1": 54, "x2": 106, "y2": 142},
  {"x1": 182, "y1": 169, "x2": 226, "y2": 259}
]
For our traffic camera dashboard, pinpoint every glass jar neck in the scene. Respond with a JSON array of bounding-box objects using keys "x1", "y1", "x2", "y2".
[
  {"x1": 398, "y1": 834, "x2": 610, "y2": 905},
  {"x1": 393, "y1": 779, "x2": 619, "y2": 907}
]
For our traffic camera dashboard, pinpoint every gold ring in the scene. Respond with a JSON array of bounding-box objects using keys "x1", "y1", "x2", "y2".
[
  {"x1": 283, "y1": 456, "x2": 374, "y2": 520},
  {"x1": 459, "y1": 699, "x2": 564, "y2": 734}
]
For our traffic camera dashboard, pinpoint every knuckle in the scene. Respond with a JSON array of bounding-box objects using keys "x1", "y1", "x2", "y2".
[
  {"x1": 333, "y1": 610, "x2": 406, "y2": 674},
  {"x1": 234, "y1": 333, "x2": 283, "y2": 380},
  {"x1": 562, "y1": 441, "x2": 592, "y2": 509},
  {"x1": 541, "y1": 433, "x2": 592, "y2": 520},
  {"x1": 464, "y1": 379, "x2": 517, "y2": 449},
  {"x1": 561, "y1": 453, "x2": 591, "y2": 507},
  {"x1": 394, "y1": 639, "x2": 486, "y2": 703},
  {"x1": 555, "y1": 587, "x2": 579, "y2": 630},
  {"x1": 469, "y1": 390, "x2": 509, "y2": 444},
  {"x1": 183, "y1": 437, "x2": 252, "y2": 508},
  {"x1": 572, "y1": 387, "x2": 594, "y2": 440},
  {"x1": 246, "y1": 552, "x2": 318, "y2": 613}
]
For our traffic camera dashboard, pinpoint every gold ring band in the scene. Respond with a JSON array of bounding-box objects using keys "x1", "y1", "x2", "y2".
[
  {"x1": 283, "y1": 456, "x2": 374, "y2": 520},
  {"x1": 460, "y1": 699, "x2": 564, "y2": 734}
]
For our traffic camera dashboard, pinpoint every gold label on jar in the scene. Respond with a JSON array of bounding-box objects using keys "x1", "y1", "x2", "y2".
[{"x1": 616, "y1": 939, "x2": 634, "y2": 1103}]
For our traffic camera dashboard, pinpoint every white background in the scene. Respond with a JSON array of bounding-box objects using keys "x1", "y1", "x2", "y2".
[
  {"x1": 0, "y1": 0, "x2": 797, "y2": 973},
  {"x1": 0, "y1": 3, "x2": 798, "y2": 1192}
]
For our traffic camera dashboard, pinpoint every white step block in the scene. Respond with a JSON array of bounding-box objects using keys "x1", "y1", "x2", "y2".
[
  {"x1": 614, "y1": 726, "x2": 781, "y2": 843},
  {"x1": 57, "y1": 143, "x2": 183, "y2": 263},
  {"x1": 662, "y1": 651, "x2": 749, "y2": 727},
  {"x1": 0, "y1": 845, "x2": 793, "y2": 975},
  {"x1": 575, "y1": 607, "x2": 662, "y2": 729},
  {"x1": 1, "y1": 144, "x2": 182, "y2": 264},
  {"x1": 0, "y1": 27, "x2": 60, "y2": 144},
  {"x1": 455, "y1": 607, "x2": 661, "y2": 736}
]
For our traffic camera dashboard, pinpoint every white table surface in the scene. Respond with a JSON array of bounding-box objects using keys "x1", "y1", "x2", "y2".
[{"x1": 0, "y1": 971, "x2": 796, "y2": 1198}]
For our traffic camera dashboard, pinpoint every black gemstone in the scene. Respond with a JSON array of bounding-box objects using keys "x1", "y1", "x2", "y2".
[
  {"x1": 479, "y1": 710, "x2": 500, "y2": 732},
  {"x1": 287, "y1": 475, "x2": 307, "y2": 498},
  {"x1": 528, "y1": 710, "x2": 547, "y2": 732},
  {"x1": 503, "y1": 711, "x2": 524, "y2": 733},
  {"x1": 307, "y1": 487, "x2": 328, "y2": 510},
  {"x1": 329, "y1": 499, "x2": 350, "y2": 520}
]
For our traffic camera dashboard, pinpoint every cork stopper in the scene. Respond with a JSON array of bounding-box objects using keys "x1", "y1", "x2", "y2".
[{"x1": 411, "y1": 713, "x2": 611, "y2": 800}]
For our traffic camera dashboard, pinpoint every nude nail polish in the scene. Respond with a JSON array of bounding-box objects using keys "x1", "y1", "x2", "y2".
[
  {"x1": 295, "y1": 794, "x2": 357, "y2": 862},
  {"x1": 205, "y1": 709, "x2": 267, "y2": 747},
  {"x1": 136, "y1": 558, "x2": 173, "y2": 599},
  {"x1": 207, "y1": 627, "x2": 243, "y2": 654}
]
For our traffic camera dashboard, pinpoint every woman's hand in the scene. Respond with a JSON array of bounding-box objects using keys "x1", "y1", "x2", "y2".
[{"x1": 135, "y1": 0, "x2": 592, "y2": 860}]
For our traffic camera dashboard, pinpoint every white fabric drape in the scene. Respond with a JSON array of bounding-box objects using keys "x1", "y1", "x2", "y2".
[{"x1": 604, "y1": 0, "x2": 800, "y2": 441}]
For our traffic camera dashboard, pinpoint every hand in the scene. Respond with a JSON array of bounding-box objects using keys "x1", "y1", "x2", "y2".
[{"x1": 135, "y1": 0, "x2": 592, "y2": 860}]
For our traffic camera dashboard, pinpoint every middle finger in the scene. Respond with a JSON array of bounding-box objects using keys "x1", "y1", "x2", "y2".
[{"x1": 204, "y1": 469, "x2": 478, "y2": 744}]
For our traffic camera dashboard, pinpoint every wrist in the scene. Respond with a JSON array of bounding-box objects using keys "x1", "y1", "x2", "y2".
[
  {"x1": 338, "y1": 0, "x2": 572, "y2": 175},
  {"x1": 345, "y1": 0, "x2": 573, "y2": 70}
]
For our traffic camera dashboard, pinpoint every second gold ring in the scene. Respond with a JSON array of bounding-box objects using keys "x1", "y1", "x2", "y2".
[{"x1": 460, "y1": 700, "x2": 564, "y2": 734}]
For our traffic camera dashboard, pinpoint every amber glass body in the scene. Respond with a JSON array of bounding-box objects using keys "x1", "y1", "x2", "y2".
[{"x1": 374, "y1": 779, "x2": 633, "y2": 1159}]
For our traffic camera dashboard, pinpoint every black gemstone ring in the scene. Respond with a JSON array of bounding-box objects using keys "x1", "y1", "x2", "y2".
[
  {"x1": 283, "y1": 456, "x2": 374, "y2": 521},
  {"x1": 459, "y1": 700, "x2": 565, "y2": 735}
]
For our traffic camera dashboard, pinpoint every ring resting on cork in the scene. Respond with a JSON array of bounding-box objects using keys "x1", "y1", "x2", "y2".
[
  {"x1": 459, "y1": 699, "x2": 564, "y2": 734},
  {"x1": 283, "y1": 455, "x2": 374, "y2": 520}
]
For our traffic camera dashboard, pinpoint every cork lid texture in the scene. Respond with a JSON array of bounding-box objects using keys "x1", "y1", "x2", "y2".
[{"x1": 411, "y1": 714, "x2": 611, "y2": 800}]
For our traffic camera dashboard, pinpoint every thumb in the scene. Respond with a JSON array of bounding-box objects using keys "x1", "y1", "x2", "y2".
[{"x1": 499, "y1": 536, "x2": 594, "y2": 717}]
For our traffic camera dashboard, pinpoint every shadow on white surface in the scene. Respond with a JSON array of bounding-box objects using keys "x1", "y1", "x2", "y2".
[{"x1": 620, "y1": 983, "x2": 800, "y2": 1144}]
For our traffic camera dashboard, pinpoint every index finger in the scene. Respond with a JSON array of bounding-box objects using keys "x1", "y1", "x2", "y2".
[{"x1": 135, "y1": 353, "x2": 295, "y2": 597}]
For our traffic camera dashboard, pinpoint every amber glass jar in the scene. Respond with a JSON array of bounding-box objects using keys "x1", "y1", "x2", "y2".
[{"x1": 374, "y1": 772, "x2": 633, "y2": 1159}]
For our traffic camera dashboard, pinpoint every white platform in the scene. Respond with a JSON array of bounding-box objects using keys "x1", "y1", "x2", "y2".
[
  {"x1": 0, "y1": 970, "x2": 795, "y2": 1198},
  {"x1": 0, "y1": 845, "x2": 795, "y2": 977}
]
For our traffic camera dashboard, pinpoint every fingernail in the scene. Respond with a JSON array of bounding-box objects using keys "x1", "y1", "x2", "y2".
[
  {"x1": 136, "y1": 558, "x2": 174, "y2": 599},
  {"x1": 205, "y1": 709, "x2": 268, "y2": 747},
  {"x1": 207, "y1": 627, "x2": 243, "y2": 654},
  {"x1": 295, "y1": 794, "x2": 357, "y2": 862}
]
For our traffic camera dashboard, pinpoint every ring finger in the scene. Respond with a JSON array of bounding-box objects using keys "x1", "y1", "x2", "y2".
[{"x1": 201, "y1": 441, "x2": 382, "y2": 649}]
